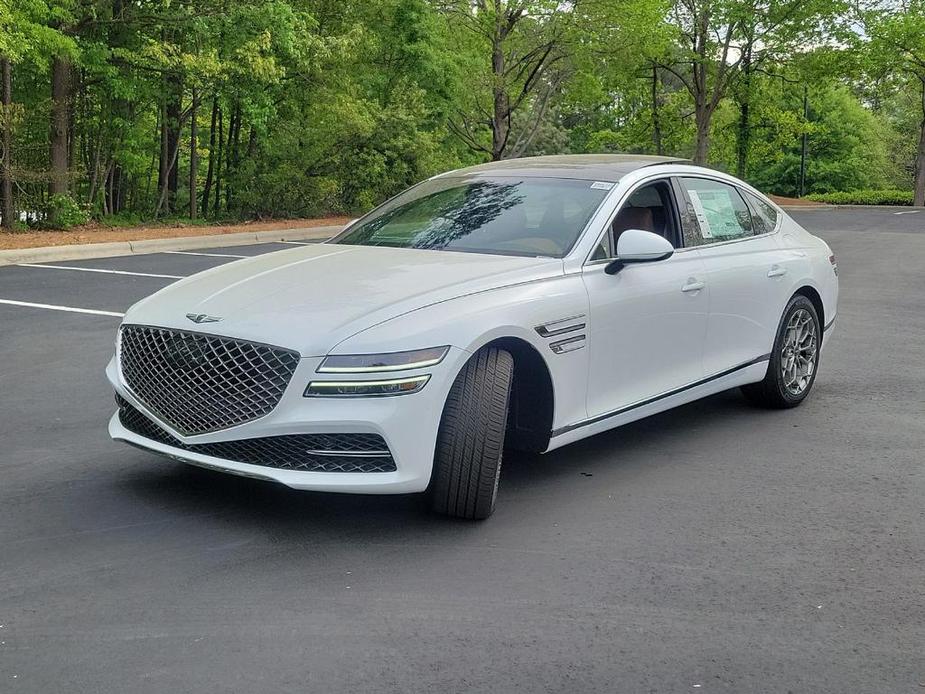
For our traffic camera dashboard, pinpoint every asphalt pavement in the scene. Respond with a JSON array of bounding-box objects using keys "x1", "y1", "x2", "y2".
[{"x1": 1, "y1": 208, "x2": 923, "y2": 692}]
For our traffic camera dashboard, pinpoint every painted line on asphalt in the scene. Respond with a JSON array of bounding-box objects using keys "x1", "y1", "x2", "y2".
[
  {"x1": 164, "y1": 250, "x2": 248, "y2": 258},
  {"x1": 16, "y1": 263, "x2": 183, "y2": 279},
  {"x1": 277, "y1": 241, "x2": 313, "y2": 245},
  {"x1": 893, "y1": 210, "x2": 920, "y2": 215},
  {"x1": 0, "y1": 298, "x2": 124, "y2": 317}
]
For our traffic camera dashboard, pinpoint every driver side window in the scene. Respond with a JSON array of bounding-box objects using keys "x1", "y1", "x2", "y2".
[{"x1": 595, "y1": 179, "x2": 680, "y2": 260}]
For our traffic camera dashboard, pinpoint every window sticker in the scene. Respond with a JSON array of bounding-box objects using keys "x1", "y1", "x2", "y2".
[
  {"x1": 688, "y1": 188, "x2": 742, "y2": 238},
  {"x1": 590, "y1": 181, "x2": 614, "y2": 190},
  {"x1": 687, "y1": 190, "x2": 713, "y2": 238}
]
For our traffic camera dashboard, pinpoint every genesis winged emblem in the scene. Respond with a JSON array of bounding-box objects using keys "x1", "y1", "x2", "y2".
[{"x1": 186, "y1": 313, "x2": 222, "y2": 324}]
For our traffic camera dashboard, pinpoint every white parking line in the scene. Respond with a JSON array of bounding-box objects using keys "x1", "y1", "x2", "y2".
[
  {"x1": 16, "y1": 263, "x2": 183, "y2": 279},
  {"x1": 164, "y1": 251, "x2": 247, "y2": 258},
  {"x1": 0, "y1": 299, "x2": 124, "y2": 317},
  {"x1": 893, "y1": 210, "x2": 920, "y2": 215}
]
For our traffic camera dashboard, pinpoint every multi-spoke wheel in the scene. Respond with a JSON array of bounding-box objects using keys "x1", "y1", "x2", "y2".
[
  {"x1": 742, "y1": 295, "x2": 821, "y2": 408},
  {"x1": 780, "y1": 307, "x2": 818, "y2": 396}
]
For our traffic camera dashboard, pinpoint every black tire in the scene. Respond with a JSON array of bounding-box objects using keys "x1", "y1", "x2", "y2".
[
  {"x1": 429, "y1": 347, "x2": 514, "y2": 520},
  {"x1": 742, "y1": 294, "x2": 821, "y2": 409}
]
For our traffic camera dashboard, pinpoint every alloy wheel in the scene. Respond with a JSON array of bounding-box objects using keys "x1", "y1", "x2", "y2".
[{"x1": 780, "y1": 308, "x2": 817, "y2": 396}]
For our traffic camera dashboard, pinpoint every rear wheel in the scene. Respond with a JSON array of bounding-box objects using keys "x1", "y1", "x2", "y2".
[
  {"x1": 742, "y1": 294, "x2": 820, "y2": 408},
  {"x1": 429, "y1": 347, "x2": 513, "y2": 520}
]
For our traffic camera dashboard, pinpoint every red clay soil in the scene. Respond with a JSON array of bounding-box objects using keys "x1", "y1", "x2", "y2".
[
  {"x1": 769, "y1": 194, "x2": 823, "y2": 206},
  {"x1": 0, "y1": 216, "x2": 352, "y2": 251}
]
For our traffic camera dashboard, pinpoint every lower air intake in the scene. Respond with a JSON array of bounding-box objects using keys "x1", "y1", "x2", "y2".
[{"x1": 116, "y1": 396, "x2": 396, "y2": 473}]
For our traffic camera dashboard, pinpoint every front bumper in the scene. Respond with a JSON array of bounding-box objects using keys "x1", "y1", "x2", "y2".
[{"x1": 106, "y1": 348, "x2": 471, "y2": 494}]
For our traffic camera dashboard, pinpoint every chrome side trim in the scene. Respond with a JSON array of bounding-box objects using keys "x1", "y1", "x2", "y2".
[
  {"x1": 535, "y1": 314, "x2": 586, "y2": 338},
  {"x1": 549, "y1": 335, "x2": 586, "y2": 354}
]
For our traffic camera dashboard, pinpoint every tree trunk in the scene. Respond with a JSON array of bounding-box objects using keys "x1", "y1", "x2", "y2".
[
  {"x1": 693, "y1": 103, "x2": 712, "y2": 165},
  {"x1": 202, "y1": 97, "x2": 218, "y2": 217},
  {"x1": 490, "y1": 34, "x2": 508, "y2": 161},
  {"x1": 189, "y1": 87, "x2": 198, "y2": 219},
  {"x1": 913, "y1": 80, "x2": 925, "y2": 207},
  {"x1": 1, "y1": 57, "x2": 13, "y2": 229},
  {"x1": 213, "y1": 105, "x2": 224, "y2": 218},
  {"x1": 157, "y1": 98, "x2": 168, "y2": 214},
  {"x1": 651, "y1": 64, "x2": 663, "y2": 156},
  {"x1": 735, "y1": 42, "x2": 753, "y2": 179},
  {"x1": 225, "y1": 103, "x2": 241, "y2": 211},
  {"x1": 49, "y1": 56, "x2": 71, "y2": 199},
  {"x1": 165, "y1": 75, "x2": 182, "y2": 213}
]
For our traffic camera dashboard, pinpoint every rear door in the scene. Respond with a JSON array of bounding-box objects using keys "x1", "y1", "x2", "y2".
[{"x1": 676, "y1": 176, "x2": 790, "y2": 375}]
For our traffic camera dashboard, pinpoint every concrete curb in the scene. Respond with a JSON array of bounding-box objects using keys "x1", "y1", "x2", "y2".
[{"x1": 0, "y1": 225, "x2": 343, "y2": 266}]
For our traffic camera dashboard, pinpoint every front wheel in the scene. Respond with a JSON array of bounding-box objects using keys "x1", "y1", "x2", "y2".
[
  {"x1": 742, "y1": 294, "x2": 821, "y2": 409},
  {"x1": 428, "y1": 347, "x2": 513, "y2": 520}
]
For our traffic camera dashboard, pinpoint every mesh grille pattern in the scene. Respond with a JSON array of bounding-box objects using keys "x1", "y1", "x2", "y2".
[
  {"x1": 119, "y1": 325, "x2": 300, "y2": 435},
  {"x1": 116, "y1": 396, "x2": 396, "y2": 473}
]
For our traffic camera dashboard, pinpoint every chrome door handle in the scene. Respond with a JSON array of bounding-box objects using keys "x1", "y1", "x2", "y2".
[
  {"x1": 767, "y1": 265, "x2": 788, "y2": 278},
  {"x1": 681, "y1": 279, "x2": 705, "y2": 293}
]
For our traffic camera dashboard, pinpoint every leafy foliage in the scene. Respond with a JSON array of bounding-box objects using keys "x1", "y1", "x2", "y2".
[
  {"x1": 40, "y1": 193, "x2": 90, "y2": 228},
  {"x1": 805, "y1": 189, "x2": 914, "y2": 205},
  {"x1": 1, "y1": 0, "x2": 924, "y2": 232}
]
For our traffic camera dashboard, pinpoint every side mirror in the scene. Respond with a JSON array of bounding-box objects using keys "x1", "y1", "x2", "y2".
[{"x1": 605, "y1": 229, "x2": 674, "y2": 275}]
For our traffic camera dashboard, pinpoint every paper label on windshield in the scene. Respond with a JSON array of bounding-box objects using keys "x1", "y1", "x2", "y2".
[{"x1": 590, "y1": 181, "x2": 614, "y2": 190}]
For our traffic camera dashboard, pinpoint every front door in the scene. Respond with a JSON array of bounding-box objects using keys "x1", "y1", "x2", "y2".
[{"x1": 582, "y1": 179, "x2": 709, "y2": 418}]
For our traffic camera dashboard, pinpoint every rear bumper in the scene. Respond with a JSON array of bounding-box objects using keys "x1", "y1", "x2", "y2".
[{"x1": 106, "y1": 347, "x2": 471, "y2": 494}]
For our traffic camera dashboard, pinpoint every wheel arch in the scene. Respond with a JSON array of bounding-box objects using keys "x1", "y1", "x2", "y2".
[
  {"x1": 473, "y1": 335, "x2": 555, "y2": 453},
  {"x1": 793, "y1": 284, "x2": 824, "y2": 329}
]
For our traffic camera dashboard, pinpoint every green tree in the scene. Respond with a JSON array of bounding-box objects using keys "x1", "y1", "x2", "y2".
[{"x1": 865, "y1": 0, "x2": 925, "y2": 204}]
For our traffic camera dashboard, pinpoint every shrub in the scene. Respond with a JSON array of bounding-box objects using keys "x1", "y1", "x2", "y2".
[
  {"x1": 804, "y1": 189, "x2": 915, "y2": 206},
  {"x1": 38, "y1": 194, "x2": 91, "y2": 229}
]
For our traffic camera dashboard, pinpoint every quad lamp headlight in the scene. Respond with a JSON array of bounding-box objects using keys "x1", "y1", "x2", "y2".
[
  {"x1": 305, "y1": 346, "x2": 448, "y2": 398},
  {"x1": 316, "y1": 346, "x2": 448, "y2": 373}
]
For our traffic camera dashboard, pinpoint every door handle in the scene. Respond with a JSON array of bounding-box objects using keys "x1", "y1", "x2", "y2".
[
  {"x1": 681, "y1": 279, "x2": 705, "y2": 293},
  {"x1": 767, "y1": 265, "x2": 787, "y2": 278}
]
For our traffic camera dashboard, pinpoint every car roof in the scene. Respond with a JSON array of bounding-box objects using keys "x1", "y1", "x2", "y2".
[{"x1": 438, "y1": 154, "x2": 691, "y2": 183}]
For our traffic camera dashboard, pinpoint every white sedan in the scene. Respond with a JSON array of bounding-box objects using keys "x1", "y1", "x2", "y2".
[{"x1": 107, "y1": 155, "x2": 838, "y2": 519}]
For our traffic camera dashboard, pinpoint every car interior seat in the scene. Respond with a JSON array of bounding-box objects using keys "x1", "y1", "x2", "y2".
[{"x1": 611, "y1": 206, "x2": 655, "y2": 248}]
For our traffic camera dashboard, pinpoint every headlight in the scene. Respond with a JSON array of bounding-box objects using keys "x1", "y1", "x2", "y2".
[
  {"x1": 304, "y1": 375, "x2": 430, "y2": 397},
  {"x1": 317, "y1": 346, "x2": 449, "y2": 373}
]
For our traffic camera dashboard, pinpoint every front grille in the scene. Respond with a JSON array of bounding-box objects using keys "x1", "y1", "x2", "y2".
[
  {"x1": 116, "y1": 396, "x2": 396, "y2": 473},
  {"x1": 119, "y1": 325, "x2": 300, "y2": 436}
]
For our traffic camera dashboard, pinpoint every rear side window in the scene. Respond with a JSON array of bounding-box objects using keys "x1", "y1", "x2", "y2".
[
  {"x1": 745, "y1": 191, "x2": 779, "y2": 234},
  {"x1": 679, "y1": 177, "x2": 753, "y2": 247}
]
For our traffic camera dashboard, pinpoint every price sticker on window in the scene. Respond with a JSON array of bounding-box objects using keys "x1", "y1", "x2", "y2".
[{"x1": 687, "y1": 190, "x2": 713, "y2": 238}]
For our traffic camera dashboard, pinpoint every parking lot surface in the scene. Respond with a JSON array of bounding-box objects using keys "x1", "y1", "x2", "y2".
[{"x1": 1, "y1": 209, "x2": 923, "y2": 692}]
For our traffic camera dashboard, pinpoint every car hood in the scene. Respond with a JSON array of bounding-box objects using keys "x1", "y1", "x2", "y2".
[{"x1": 123, "y1": 244, "x2": 563, "y2": 355}]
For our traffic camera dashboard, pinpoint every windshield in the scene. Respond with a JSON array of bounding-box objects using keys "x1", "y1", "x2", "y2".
[{"x1": 332, "y1": 175, "x2": 612, "y2": 258}]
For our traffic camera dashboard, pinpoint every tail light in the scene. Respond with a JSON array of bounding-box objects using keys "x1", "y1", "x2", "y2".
[{"x1": 829, "y1": 254, "x2": 837, "y2": 276}]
